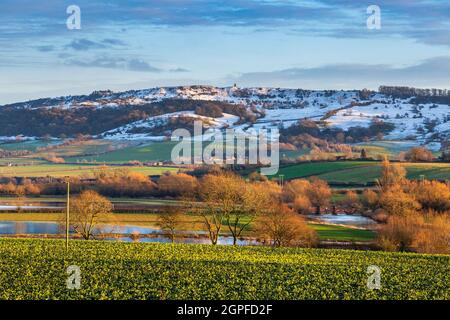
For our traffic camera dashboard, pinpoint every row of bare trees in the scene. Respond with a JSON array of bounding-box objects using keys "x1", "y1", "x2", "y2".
[
  {"x1": 62, "y1": 158, "x2": 448, "y2": 253},
  {"x1": 186, "y1": 173, "x2": 317, "y2": 246},
  {"x1": 66, "y1": 172, "x2": 318, "y2": 247}
]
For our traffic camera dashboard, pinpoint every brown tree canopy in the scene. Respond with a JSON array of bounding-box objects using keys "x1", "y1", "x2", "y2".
[
  {"x1": 406, "y1": 180, "x2": 450, "y2": 212},
  {"x1": 256, "y1": 204, "x2": 317, "y2": 247},
  {"x1": 403, "y1": 147, "x2": 435, "y2": 162},
  {"x1": 378, "y1": 212, "x2": 450, "y2": 254},
  {"x1": 158, "y1": 172, "x2": 199, "y2": 197},
  {"x1": 69, "y1": 190, "x2": 114, "y2": 240},
  {"x1": 377, "y1": 157, "x2": 406, "y2": 192},
  {"x1": 94, "y1": 168, "x2": 156, "y2": 197},
  {"x1": 157, "y1": 206, "x2": 185, "y2": 243}
]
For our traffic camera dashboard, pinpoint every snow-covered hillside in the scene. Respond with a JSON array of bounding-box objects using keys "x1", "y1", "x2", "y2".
[{"x1": 3, "y1": 85, "x2": 449, "y2": 148}]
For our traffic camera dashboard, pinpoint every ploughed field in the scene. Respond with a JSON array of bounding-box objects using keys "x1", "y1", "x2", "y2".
[{"x1": 0, "y1": 239, "x2": 448, "y2": 300}]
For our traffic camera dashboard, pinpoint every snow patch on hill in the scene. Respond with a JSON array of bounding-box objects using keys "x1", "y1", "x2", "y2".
[
  {"x1": 4, "y1": 85, "x2": 449, "y2": 149},
  {"x1": 101, "y1": 111, "x2": 240, "y2": 140},
  {"x1": 327, "y1": 102, "x2": 449, "y2": 144}
]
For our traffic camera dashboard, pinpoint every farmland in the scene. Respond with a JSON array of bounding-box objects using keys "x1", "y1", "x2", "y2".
[
  {"x1": 0, "y1": 140, "x2": 60, "y2": 152},
  {"x1": 309, "y1": 224, "x2": 376, "y2": 242},
  {"x1": 3, "y1": 139, "x2": 312, "y2": 165},
  {"x1": 273, "y1": 161, "x2": 450, "y2": 184},
  {"x1": 2, "y1": 138, "x2": 449, "y2": 183},
  {"x1": 64, "y1": 141, "x2": 178, "y2": 163},
  {"x1": 0, "y1": 164, "x2": 178, "y2": 178},
  {"x1": 353, "y1": 140, "x2": 423, "y2": 158},
  {"x1": 0, "y1": 239, "x2": 448, "y2": 300}
]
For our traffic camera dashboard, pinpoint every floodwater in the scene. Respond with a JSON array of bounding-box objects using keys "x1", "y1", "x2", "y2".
[
  {"x1": 306, "y1": 214, "x2": 376, "y2": 227},
  {"x1": 0, "y1": 205, "x2": 60, "y2": 211},
  {"x1": 0, "y1": 221, "x2": 258, "y2": 245}
]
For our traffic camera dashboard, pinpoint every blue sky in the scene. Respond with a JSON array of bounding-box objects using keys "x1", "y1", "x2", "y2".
[{"x1": 1, "y1": 0, "x2": 450, "y2": 104}]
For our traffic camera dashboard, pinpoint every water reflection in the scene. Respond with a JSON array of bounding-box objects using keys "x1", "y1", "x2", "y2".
[
  {"x1": 306, "y1": 214, "x2": 376, "y2": 227},
  {"x1": 0, "y1": 221, "x2": 258, "y2": 246},
  {"x1": 0, "y1": 221, "x2": 60, "y2": 234},
  {"x1": 0, "y1": 205, "x2": 60, "y2": 211}
]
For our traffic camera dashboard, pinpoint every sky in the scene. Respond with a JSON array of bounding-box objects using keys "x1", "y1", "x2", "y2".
[{"x1": 1, "y1": 0, "x2": 450, "y2": 104}]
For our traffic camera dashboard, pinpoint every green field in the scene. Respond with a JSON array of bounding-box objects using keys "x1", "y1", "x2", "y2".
[
  {"x1": 310, "y1": 224, "x2": 376, "y2": 242},
  {"x1": 0, "y1": 196, "x2": 182, "y2": 206},
  {"x1": 33, "y1": 140, "x2": 136, "y2": 159},
  {"x1": 353, "y1": 140, "x2": 420, "y2": 159},
  {"x1": 0, "y1": 239, "x2": 448, "y2": 300},
  {"x1": 0, "y1": 158, "x2": 47, "y2": 165},
  {"x1": 67, "y1": 141, "x2": 312, "y2": 164},
  {"x1": 65, "y1": 141, "x2": 179, "y2": 163},
  {"x1": 0, "y1": 164, "x2": 178, "y2": 178},
  {"x1": 0, "y1": 140, "x2": 60, "y2": 152},
  {"x1": 273, "y1": 161, "x2": 450, "y2": 184}
]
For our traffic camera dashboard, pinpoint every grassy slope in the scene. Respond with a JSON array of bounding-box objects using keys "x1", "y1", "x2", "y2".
[
  {"x1": 71, "y1": 142, "x2": 312, "y2": 164},
  {"x1": 0, "y1": 140, "x2": 60, "y2": 152},
  {"x1": 273, "y1": 161, "x2": 450, "y2": 183},
  {"x1": 0, "y1": 158, "x2": 47, "y2": 165},
  {"x1": 0, "y1": 164, "x2": 178, "y2": 178},
  {"x1": 31, "y1": 140, "x2": 120, "y2": 158},
  {"x1": 64, "y1": 141, "x2": 179, "y2": 163},
  {"x1": 0, "y1": 239, "x2": 448, "y2": 299},
  {"x1": 353, "y1": 141, "x2": 417, "y2": 158},
  {"x1": 274, "y1": 162, "x2": 374, "y2": 180}
]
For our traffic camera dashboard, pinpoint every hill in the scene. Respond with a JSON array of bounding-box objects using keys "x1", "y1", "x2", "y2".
[{"x1": 1, "y1": 85, "x2": 449, "y2": 151}]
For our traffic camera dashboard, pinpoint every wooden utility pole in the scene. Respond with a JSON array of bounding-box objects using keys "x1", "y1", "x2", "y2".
[
  {"x1": 279, "y1": 174, "x2": 285, "y2": 188},
  {"x1": 66, "y1": 179, "x2": 70, "y2": 251}
]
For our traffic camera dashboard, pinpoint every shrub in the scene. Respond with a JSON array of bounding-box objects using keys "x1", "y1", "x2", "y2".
[
  {"x1": 378, "y1": 212, "x2": 450, "y2": 254},
  {"x1": 293, "y1": 196, "x2": 312, "y2": 214},
  {"x1": 404, "y1": 147, "x2": 435, "y2": 162},
  {"x1": 407, "y1": 180, "x2": 450, "y2": 212},
  {"x1": 379, "y1": 184, "x2": 421, "y2": 216},
  {"x1": 377, "y1": 214, "x2": 423, "y2": 252},
  {"x1": 257, "y1": 204, "x2": 317, "y2": 247},
  {"x1": 157, "y1": 172, "x2": 199, "y2": 197},
  {"x1": 411, "y1": 213, "x2": 450, "y2": 254},
  {"x1": 361, "y1": 189, "x2": 378, "y2": 210}
]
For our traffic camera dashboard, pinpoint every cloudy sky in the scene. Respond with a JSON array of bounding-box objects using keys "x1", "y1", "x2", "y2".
[{"x1": 1, "y1": 0, "x2": 450, "y2": 104}]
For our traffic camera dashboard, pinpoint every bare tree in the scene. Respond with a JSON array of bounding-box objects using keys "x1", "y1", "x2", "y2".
[
  {"x1": 69, "y1": 190, "x2": 114, "y2": 240},
  {"x1": 256, "y1": 204, "x2": 317, "y2": 247},
  {"x1": 340, "y1": 190, "x2": 362, "y2": 214},
  {"x1": 377, "y1": 157, "x2": 406, "y2": 192},
  {"x1": 226, "y1": 181, "x2": 280, "y2": 245},
  {"x1": 196, "y1": 173, "x2": 242, "y2": 245},
  {"x1": 283, "y1": 178, "x2": 332, "y2": 215},
  {"x1": 307, "y1": 177, "x2": 332, "y2": 215},
  {"x1": 157, "y1": 206, "x2": 184, "y2": 243}
]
